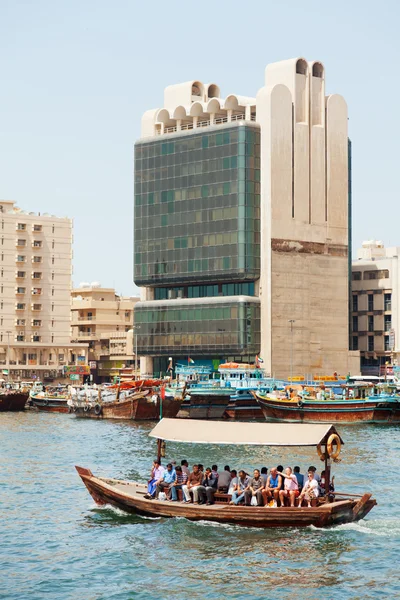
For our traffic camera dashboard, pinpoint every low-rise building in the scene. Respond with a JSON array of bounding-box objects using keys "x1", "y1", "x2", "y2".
[
  {"x1": 71, "y1": 284, "x2": 139, "y2": 381},
  {"x1": 0, "y1": 200, "x2": 87, "y2": 382},
  {"x1": 352, "y1": 241, "x2": 398, "y2": 374}
]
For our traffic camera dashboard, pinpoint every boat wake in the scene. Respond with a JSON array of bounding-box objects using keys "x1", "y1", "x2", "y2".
[
  {"x1": 90, "y1": 503, "x2": 162, "y2": 520},
  {"x1": 310, "y1": 518, "x2": 400, "y2": 537}
]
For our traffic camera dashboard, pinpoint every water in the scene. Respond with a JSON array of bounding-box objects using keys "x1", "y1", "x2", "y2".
[{"x1": 1, "y1": 412, "x2": 400, "y2": 600}]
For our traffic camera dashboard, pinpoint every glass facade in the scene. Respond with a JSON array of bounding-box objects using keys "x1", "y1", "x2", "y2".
[
  {"x1": 134, "y1": 299, "x2": 260, "y2": 355},
  {"x1": 154, "y1": 282, "x2": 255, "y2": 300},
  {"x1": 134, "y1": 125, "x2": 260, "y2": 286}
]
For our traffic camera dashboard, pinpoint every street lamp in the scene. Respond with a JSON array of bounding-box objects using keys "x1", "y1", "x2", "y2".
[{"x1": 288, "y1": 320, "x2": 295, "y2": 384}]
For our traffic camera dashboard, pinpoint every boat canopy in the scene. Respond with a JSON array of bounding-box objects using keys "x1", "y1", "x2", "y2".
[{"x1": 149, "y1": 418, "x2": 343, "y2": 447}]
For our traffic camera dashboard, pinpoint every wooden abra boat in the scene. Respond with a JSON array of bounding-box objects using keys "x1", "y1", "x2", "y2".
[
  {"x1": 253, "y1": 388, "x2": 400, "y2": 423},
  {"x1": 0, "y1": 390, "x2": 29, "y2": 411},
  {"x1": 71, "y1": 390, "x2": 182, "y2": 420},
  {"x1": 76, "y1": 419, "x2": 376, "y2": 528}
]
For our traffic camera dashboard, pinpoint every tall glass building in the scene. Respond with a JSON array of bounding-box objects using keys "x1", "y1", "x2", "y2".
[{"x1": 134, "y1": 61, "x2": 359, "y2": 378}]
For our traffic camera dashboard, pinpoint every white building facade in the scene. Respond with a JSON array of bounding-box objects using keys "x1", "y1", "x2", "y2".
[
  {"x1": 0, "y1": 200, "x2": 87, "y2": 381},
  {"x1": 352, "y1": 241, "x2": 399, "y2": 374}
]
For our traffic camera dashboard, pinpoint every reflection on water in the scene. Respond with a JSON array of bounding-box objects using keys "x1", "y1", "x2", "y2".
[{"x1": 1, "y1": 412, "x2": 400, "y2": 599}]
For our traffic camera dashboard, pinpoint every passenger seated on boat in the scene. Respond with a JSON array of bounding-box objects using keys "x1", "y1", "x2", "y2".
[
  {"x1": 277, "y1": 465, "x2": 285, "y2": 489},
  {"x1": 182, "y1": 464, "x2": 203, "y2": 503},
  {"x1": 298, "y1": 472, "x2": 319, "y2": 507},
  {"x1": 155, "y1": 463, "x2": 176, "y2": 499},
  {"x1": 293, "y1": 466, "x2": 304, "y2": 489},
  {"x1": 197, "y1": 467, "x2": 218, "y2": 505},
  {"x1": 228, "y1": 469, "x2": 238, "y2": 494},
  {"x1": 146, "y1": 459, "x2": 165, "y2": 498},
  {"x1": 260, "y1": 467, "x2": 268, "y2": 484},
  {"x1": 262, "y1": 468, "x2": 282, "y2": 505},
  {"x1": 211, "y1": 465, "x2": 219, "y2": 481},
  {"x1": 244, "y1": 469, "x2": 265, "y2": 506},
  {"x1": 279, "y1": 467, "x2": 299, "y2": 507},
  {"x1": 217, "y1": 465, "x2": 231, "y2": 492},
  {"x1": 170, "y1": 466, "x2": 188, "y2": 501},
  {"x1": 181, "y1": 460, "x2": 190, "y2": 477},
  {"x1": 198, "y1": 464, "x2": 204, "y2": 473},
  {"x1": 229, "y1": 470, "x2": 250, "y2": 505},
  {"x1": 308, "y1": 466, "x2": 321, "y2": 484},
  {"x1": 319, "y1": 471, "x2": 335, "y2": 495}
]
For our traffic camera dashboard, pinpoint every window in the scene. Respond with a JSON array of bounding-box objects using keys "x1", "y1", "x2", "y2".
[
  {"x1": 352, "y1": 295, "x2": 358, "y2": 312},
  {"x1": 368, "y1": 336, "x2": 374, "y2": 352},
  {"x1": 368, "y1": 294, "x2": 374, "y2": 311},
  {"x1": 33, "y1": 224, "x2": 42, "y2": 232},
  {"x1": 384, "y1": 315, "x2": 392, "y2": 332},
  {"x1": 352, "y1": 336, "x2": 359, "y2": 351},
  {"x1": 32, "y1": 320, "x2": 41, "y2": 326},
  {"x1": 16, "y1": 255, "x2": 26, "y2": 262},
  {"x1": 352, "y1": 271, "x2": 361, "y2": 281},
  {"x1": 364, "y1": 271, "x2": 377, "y2": 280},
  {"x1": 352, "y1": 316, "x2": 358, "y2": 332},
  {"x1": 16, "y1": 335, "x2": 25, "y2": 342},
  {"x1": 32, "y1": 335, "x2": 41, "y2": 342},
  {"x1": 16, "y1": 287, "x2": 25, "y2": 294},
  {"x1": 368, "y1": 315, "x2": 374, "y2": 332},
  {"x1": 16, "y1": 319, "x2": 26, "y2": 325},
  {"x1": 17, "y1": 223, "x2": 26, "y2": 230},
  {"x1": 28, "y1": 353, "x2": 37, "y2": 360},
  {"x1": 384, "y1": 293, "x2": 392, "y2": 311},
  {"x1": 32, "y1": 288, "x2": 42, "y2": 295},
  {"x1": 33, "y1": 240, "x2": 42, "y2": 248},
  {"x1": 16, "y1": 303, "x2": 25, "y2": 309},
  {"x1": 32, "y1": 272, "x2": 42, "y2": 279},
  {"x1": 33, "y1": 256, "x2": 42, "y2": 263},
  {"x1": 32, "y1": 303, "x2": 42, "y2": 310},
  {"x1": 385, "y1": 336, "x2": 390, "y2": 351},
  {"x1": 17, "y1": 239, "x2": 26, "y2": 247},
  {"x1": 52, "y1": 256, "x2": 54, "y2": 264},
  {"x1": 125, "y1": 311, "x2": 130, "y2": 318}
]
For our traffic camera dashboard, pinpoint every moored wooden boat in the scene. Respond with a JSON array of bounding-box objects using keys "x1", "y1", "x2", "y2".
[
  {"x1": 31, "y1": 392, "x2": 70, "y2": 413},
  {"x1": 0, "y1": 390, "x2": 29, "y2": 411},
  {"x1": 76, "y1": 419, "x2": 376, "y2": 528},
  {"x1": 253, "y1": 391, "x2": 400, "y2": 423},
  {"x1": 71, "y1": 390, "x2": 182, "y2": 420}
]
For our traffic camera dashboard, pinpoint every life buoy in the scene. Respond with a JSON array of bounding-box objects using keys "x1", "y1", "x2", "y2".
[
  {"x1": 72, "y1": 405, "x2": 77, "y2": 412},
  {"x1": 297, "y1": 400, "x2": 303, "y2": 408},
  {"x1": 327, "y1": 433, "x2": 341, "y2": 459},
  {"x1": 84, "y1": 404, "x2": 90, "y2": 412},
  {"x1": 94, "y1": 403, "x2": 102, "y2": 416},
  {"x1": 43, "y1": 398, "x2": 49, "y2": 406},
  {"x1": 317, "y1": 443, "x2": 327, "y2": 462}
]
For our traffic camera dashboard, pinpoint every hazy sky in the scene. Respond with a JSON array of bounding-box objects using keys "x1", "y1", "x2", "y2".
[{"x1": 1, "y1": 0, "x2": 399, "y2": 295}]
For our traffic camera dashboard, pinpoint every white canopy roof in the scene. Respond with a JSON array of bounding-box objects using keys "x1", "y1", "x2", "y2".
[{"x1": 149, "y1": 419, "x2": 342, "y2": 447}]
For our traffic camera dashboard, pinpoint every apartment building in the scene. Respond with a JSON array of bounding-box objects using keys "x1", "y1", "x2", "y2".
[
  {"x1": 352, "y1": 241, "x2": 398, "y2": 374},
  {"x1": 71, "y1": 285, "x2": 139, "y2": 381},
  {"x1": 0, "y1": 200, "x2": 87, "y2": 381},
  {"x1": 133, "y1": 57, "x2": 359, "y2": 378}
]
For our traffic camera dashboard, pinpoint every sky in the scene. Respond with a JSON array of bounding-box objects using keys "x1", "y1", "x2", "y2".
[{"x1": 1, "y1": 0, "x2": 399, "y2": 296}]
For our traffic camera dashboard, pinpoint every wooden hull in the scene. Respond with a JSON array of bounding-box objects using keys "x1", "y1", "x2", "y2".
[
  {"x1": 0, "y1": 391, "x2": 29, "y2": 411},
  {"x1": 76, "y1": 467, "x2": 376, "y2": 529},
  {"x1": 32, "y1": 399, "x2": 70, "y2": 413},
  {"x1": 255, "y1": 395, "x2": 400, "y2": 424},
  {"x1": 186, "y1": 392, "x2": 231, "y2": 419},
  {"x1": 74, "y1": 393, "x2": 181, "y2": 421}
]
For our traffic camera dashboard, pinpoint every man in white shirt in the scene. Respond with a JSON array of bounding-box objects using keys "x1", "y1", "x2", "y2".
[{"x1": 298, "y1": 471, "x2": 319, "y2": 507}]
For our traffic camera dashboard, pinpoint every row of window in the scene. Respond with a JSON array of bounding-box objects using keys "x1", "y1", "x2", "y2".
[
  {"x1": 16, "y1": 223, "x2": 43, "y2": 232},
  {"x1": 16, "y1": 319, "x2": 42, "y2": 326},
  {"x1": 17, "y1": 239, "x2": 43, "y2": 248},
  {"x1": 352, "y1": 335, "x2": 392, "y2": 352},
  {"x1": 16, "y1": 271, "x2": 57, "y2": 280},
  {"x1": 16, "y1": 287, "x2": 43, "y2": 295},
  {"x1": 352, "y1": 269, "x2": 389, "y2": 281},
  {"x1": 352, "y1": 293, "x2": 392, "y2": 312},
  {"x1": 352, "y1": 314, "x2": 392, "y2": 332},
  {"x1": 16, "y1": 256, "x2": 55, "y2": 264},
  {"x1": 154, "y1": 282, "x2": 256, "y2": 300}
]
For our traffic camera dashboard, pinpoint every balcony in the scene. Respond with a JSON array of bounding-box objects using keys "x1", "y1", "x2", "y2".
[
  {"x1": 15, "y1": 320, "x2": 26, "y2": 327},
  {"x1": 32, "y1": 241, "x2": 42, "y2": 249},
  {"x1": 16, "y1": 224, "x2": 27, "y2": 231},
  {"x1": 32, "y1": 320, "x2": 42, "y2": 327},
  {"x1": 32, "y1": 257, "x2": 42, "y2": 264}
]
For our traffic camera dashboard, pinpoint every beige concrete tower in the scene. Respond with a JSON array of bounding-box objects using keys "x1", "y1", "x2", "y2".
[{"x1": 256, "y1": 57, "x2": 357, "y2": 378}]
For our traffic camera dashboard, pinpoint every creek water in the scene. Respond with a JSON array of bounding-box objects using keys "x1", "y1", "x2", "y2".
[{"x1": 1, "y1": 411, "x2": 399, "y2": 599}]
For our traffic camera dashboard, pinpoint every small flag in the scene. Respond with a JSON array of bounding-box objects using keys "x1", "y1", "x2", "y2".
[
  {"x1": 188, "y1": 357, "x2": 195, "y2": 364},
  {"x1": 255, "y1": 355, "x2": 264, "y2": 367}
]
